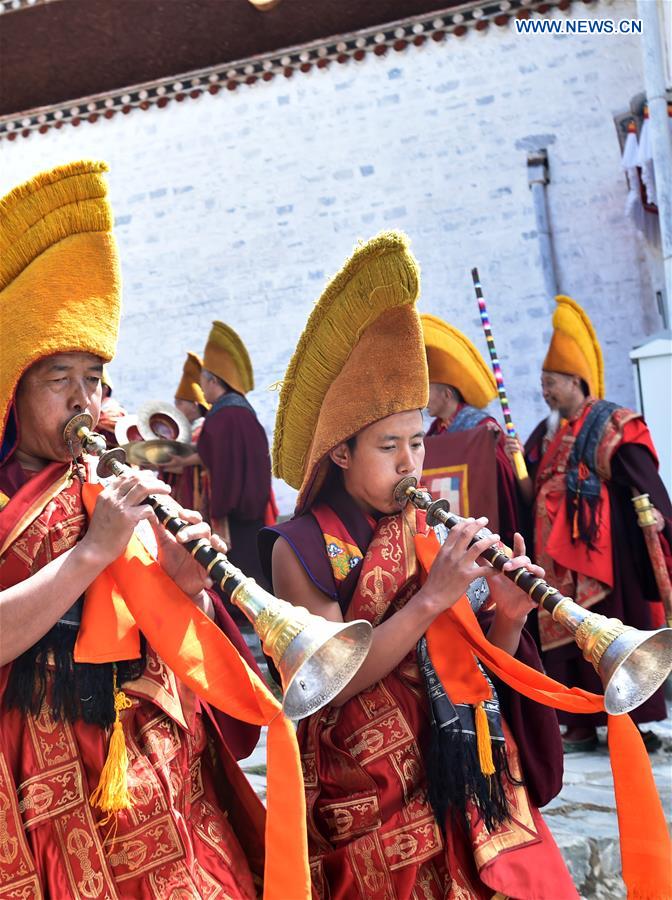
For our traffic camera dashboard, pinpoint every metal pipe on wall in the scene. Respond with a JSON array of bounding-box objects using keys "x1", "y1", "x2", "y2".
[{"x1": 527, "y1": 149, "x2": 560, "y2": 307}]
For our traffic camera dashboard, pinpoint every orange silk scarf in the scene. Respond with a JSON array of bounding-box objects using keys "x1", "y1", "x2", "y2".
[
  {"x1": 77, "y1": 483, "x2": 310, "y2": 900},
  {"x1": 417, "y1": 530, "x2": 671, "y2": 900}
]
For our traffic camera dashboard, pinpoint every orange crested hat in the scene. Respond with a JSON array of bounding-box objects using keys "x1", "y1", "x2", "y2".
[
  {"x1": 0, "y1": 160, "x2": 121, "y2": 452},
  {"x1": 273, "y1": 231, "x2": 427, "y2": 513},
  {"x1": 543, "y1": 295, "x2": 604, "y2": 398},
  {"x1": 421, "y1": 313, "x2": 496, "y2": 409},
  {"x1": 203, "y1": 322, "x2": 254, "y2": 395},
  {"x1": 175, "y1": 351, "x2": 209, "y2": 407}
]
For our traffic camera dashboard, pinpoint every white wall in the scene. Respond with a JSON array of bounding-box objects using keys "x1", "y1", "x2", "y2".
[{"x1": 1, "y1": 0, "x2": 662, "y2": 512}]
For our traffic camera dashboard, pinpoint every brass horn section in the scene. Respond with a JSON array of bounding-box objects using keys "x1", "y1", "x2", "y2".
[
  {"x1": 394, "y1": 476, "x2": 672, "y2": 716},
  {"x1": 64, "y1": 413, "x2": 372, "y2": 719}
]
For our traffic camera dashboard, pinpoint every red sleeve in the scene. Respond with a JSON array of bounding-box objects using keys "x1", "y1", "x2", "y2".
[{"x1": 620, "y1": 417, "x2": 659, "y2": 464}]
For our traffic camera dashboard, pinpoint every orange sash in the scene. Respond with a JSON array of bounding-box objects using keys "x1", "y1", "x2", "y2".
[
  {"x1": 417, "y1": 530, "x2": 671, "y2": 900},
  {"x1": 78, "y1": 483, "x2": 310, "y2": 900}
]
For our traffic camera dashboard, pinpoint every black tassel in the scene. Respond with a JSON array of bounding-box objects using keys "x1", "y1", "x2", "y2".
[
  {"x1": 426, "y1": 722, "x2": 513, "y2": 834},
  {"x1": 5, "y1": 623, "x2": 145, "y2": 728}
]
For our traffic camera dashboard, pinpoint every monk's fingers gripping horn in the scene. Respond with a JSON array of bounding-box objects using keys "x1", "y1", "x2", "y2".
[
  {"x1": 64, "y1": 413, "x2": 373, "y2": 720},
  {"x1": 395, "y1": 476, "x2": 672, "y2": 715}
]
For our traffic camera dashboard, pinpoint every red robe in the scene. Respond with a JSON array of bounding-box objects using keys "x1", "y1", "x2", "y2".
[
  {"x1": 259, "y1": 481, "x2": 574, "y2": 899},
  {"x1": 97, "y1": 396, "x2": 127, "y2": 449},
  {"x1": 524, "y1": 401, "x2": 671, "y2": 727},
  {"x1": 0, "y1": 458, "x2": 265, "y2": 897}
]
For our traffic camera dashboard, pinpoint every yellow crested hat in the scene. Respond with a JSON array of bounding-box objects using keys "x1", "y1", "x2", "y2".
[
  {"x1": 273, "y1": 231, "x2": 427, "y2": 513},
  {"x1": 203, "y1": 321, "x2": 254, "y2": 395},
  {"x1": 543, "y1": 295, "x2": 604, "y2": 398},
  {"x1": 0, "y1": 160, "x2": 121, "y2": 449},
  {"x1": 175, "y1": 351, "x2": 209, "y2": 408},
  {"x1": 421, "y1": 313, "x2": 496, "y2": 409}
]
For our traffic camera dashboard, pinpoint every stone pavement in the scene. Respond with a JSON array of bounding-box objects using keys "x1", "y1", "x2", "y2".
[
  {"x1": 238, "y1": 629, "x2": 672, "y2": 897},
  {"x1": 543, "y1": 714, "x2": 671, "y2": 898}
]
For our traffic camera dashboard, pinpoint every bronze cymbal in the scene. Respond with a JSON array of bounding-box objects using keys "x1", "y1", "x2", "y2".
[
  {"x1": 136, "y1": 400, "x2": 192, "y2": 443},
  {"x1": 114, "y1": 414, "x2": 142, "y2": 445},
  {"x1": 123, "y1": 439, "x2": 195, "y2": 467}
]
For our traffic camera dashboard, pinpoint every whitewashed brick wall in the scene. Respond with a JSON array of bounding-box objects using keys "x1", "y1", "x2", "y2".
[{"x1": 1, "y1": 0, "x2": 663, "y2": 512}]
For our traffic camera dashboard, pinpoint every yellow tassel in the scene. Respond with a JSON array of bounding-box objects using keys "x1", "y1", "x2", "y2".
[
  {"x1": 89, "y1": 669, "x2": 133, "y2": 817},
  {"x1": 475, "y1": 701, "x2": 496, "y2": 776}
]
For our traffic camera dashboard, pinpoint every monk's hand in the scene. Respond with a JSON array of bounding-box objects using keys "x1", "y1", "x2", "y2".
[
  {"x1": 81, "y1": 469, "x2": 171, "y2": 566},
  {"x1": 503, "y1": 435, "x2": 523, "y2": 463},
  {"x1": 151, "y1": 506, "x2": 228, "y2": 602},
  {"x1": 652, "y1": 508, "x2": 665, "y2": 533},
  {"x1": 160, "y1": 454, "x2": 185, "y2": 474},
  {"x1": 488, "y1": 532, "x2": 543, "y2": 623},
  {"x1": 421, "y1": 517, "x2": 502, "y2": 614}
]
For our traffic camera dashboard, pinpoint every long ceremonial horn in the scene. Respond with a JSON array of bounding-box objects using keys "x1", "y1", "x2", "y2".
[
  {"x1": 64, "y1": 413, "x2": 372, "y2": 720},
  {"x1": 394, "y1": 476, "x2": 672, "y2": 715}
]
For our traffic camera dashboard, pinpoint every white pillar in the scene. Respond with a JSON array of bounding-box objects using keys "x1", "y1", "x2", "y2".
[{"x1": 637, "y1": 0, "x2": 672, "y2": 327}]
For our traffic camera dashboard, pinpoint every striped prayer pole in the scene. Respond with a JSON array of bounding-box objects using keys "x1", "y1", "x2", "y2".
[{"x1": 471, "y1": 268, "x2": 529, "y2": 481}]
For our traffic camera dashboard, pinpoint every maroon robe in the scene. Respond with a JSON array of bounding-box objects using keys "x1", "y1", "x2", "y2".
[
  {"x1": 523, "y1": 416, "x2": 671, "y2": 727},
  {"x1": 427, "y1": 411, "x2": 520, "y2": 548},
  {"x1": 197, "y1": 399, "x2": 272, "y2": 588},
  {"x1": 258, "y1": 478, "x2": 563, "y2": 810}
]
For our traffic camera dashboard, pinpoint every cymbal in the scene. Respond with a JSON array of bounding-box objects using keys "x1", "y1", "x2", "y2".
[
  {"x1": 136, "y1": 400, "x2": 192, "y2": 444},
  {"x1": 114, "y1": 414, "x2": 142, "y2": 445},
  {"x1": 123, "y1": 439, "x2": 195, "y2": 467}
]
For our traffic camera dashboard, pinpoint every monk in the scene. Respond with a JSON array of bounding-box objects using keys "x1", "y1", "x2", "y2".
[
  {"x1": 505, "y1": 295, "x2": 671, "y2": 752},
  {"x1": 259, "y1": 232, "x2": 576, "y2": 899},
  {"x1": 422, "y1": 314, "x2": 520, "y2": 547},
  {"x1": 198, "y1": 321, "x2": 273, "y2": 588},
  {"x1": 0, "y1": 161, "x2": 271, "y2": 896},
  {"x1": 161, "y1": 350, "x2": 209, "y2": 512}
]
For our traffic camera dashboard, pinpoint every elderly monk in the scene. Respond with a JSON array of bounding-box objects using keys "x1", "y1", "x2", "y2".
[
  {"x1": 0, "y1": 161, "x2": 309, "y2": 897},
  {"x1": 506, "y1": 295, "x2": 671, "y2": 752}
]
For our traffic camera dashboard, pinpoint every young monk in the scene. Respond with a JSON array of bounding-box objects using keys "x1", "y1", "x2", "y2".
[{"x1": 259, "y1": 232, "x2": 576, "y2": 899}]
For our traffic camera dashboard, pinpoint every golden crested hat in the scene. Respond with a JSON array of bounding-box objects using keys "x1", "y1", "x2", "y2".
[
  {"x1": 273, "y1": 231, "x2": 427, "y2": 512},
  {"x1": 421, "y1": 313, "x2": 496, "y2": 409},
  {"x1": 543, "y1": 295, "x2": 604, "y2": 398},
  {"x1": 203, "y1": 322, "x2": 254, "y2": 395},
  {"x1": 0, "y1": 160, "x2": 121, "y2": 450}
]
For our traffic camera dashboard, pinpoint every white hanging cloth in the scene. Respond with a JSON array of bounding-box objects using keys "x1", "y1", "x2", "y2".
[{"x1": 637, "y1": 110, "x2": 657, "y2": 207}]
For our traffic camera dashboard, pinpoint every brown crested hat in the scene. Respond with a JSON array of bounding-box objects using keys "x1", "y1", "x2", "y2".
[
  {"x1": 203, "y1": 321, "x2": 254, "y2": 395},
  {"x1": 175, "y1": 351, "x2": 209, "y2": 407}
]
